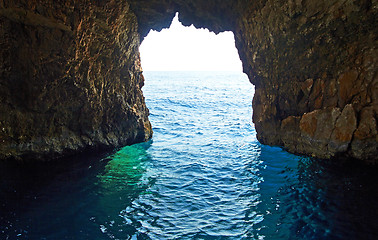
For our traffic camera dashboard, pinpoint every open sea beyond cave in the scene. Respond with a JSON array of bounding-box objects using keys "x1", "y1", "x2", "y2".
[{"x1": 1, "y1": 71, "x2": 377, "y2": 239}]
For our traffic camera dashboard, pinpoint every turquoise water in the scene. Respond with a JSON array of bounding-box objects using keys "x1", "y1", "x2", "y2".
[{"x1": 1, "y1": 71, "x2": 377, "y2": 239}]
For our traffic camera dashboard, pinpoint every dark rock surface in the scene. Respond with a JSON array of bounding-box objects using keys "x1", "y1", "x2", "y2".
[
  {"x1": 0, "y1": 0, "x2": 152, "y2": 160},
  {"x1": 234, "y1": 0, "x2": 377, "y2": 163},
  {"x1": 0, "y1": 0, "x2": 377, "y2": 163}
]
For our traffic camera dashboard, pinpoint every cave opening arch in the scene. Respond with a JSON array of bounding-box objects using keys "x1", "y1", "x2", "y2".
[
  {"x1": 138, "y1": 12, "x2": 256, "y2": 147},
  {"x1": 132, "y1": 1, "x2": 378, "y2": 163},
  {"x1": 0, "y1": 1, "x2": 375, "y2": 162}
]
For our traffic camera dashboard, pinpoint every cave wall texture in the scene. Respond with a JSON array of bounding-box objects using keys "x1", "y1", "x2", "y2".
[
  {"x1": 0, "y1": 0, "x2": 377, "y2": 163},
  {"x1": 0, "y1": 0, "x2": 152, "y2": 160}
]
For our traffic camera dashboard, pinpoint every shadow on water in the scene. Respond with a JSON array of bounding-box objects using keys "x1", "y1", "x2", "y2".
[
  {"x1": 1, "y1": 70, "x2": 377, "y2": 239},
  {"x1": 0, "y1": 141, "x2": 154, "y2": 240},
  {"x1": 0, "y1": 140, "x2": 377, "y2": 239},
  {"x1": 254, "y1": 145, "x2": 378, "y2": 240}
]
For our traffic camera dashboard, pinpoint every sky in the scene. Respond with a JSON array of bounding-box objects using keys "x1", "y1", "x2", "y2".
[{"x1": 139, "y1": 14, "x2": 243, "y2": 72}]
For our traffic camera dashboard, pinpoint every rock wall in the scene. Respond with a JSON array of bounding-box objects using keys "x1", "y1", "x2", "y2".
[
  {"x1": 132, "y1": 0, "x2": 377, "y2": 163},
  {"x1": 0, "y1": 0, "x2": 376, "y2": 163},
  {"x1": 234, "y1": 0, "x2": 377, "y2": 163},
  {"x1": 0, "y1": 0, "x2": 152, "y2": 160}
]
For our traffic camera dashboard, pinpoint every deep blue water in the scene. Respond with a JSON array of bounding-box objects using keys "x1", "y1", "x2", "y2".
[{"x1": 1, "y1": 71, "x2": 377, "y2": 239}]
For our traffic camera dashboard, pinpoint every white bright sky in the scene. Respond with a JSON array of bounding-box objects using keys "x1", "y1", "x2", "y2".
[{"x1": 139, "y1": 14, "x2": 243, "y2": 72}]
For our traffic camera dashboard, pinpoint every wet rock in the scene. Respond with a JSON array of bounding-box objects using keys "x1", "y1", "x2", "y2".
[
  {"x1": 329, "y1": 104, "x2": 357, "y2": 153},
  {"x1": 298, "y1": 107, "x2": 341, "y2": 158},
  {"x1": 280, "y1": 115, "x2": 301, "y2": 153}
]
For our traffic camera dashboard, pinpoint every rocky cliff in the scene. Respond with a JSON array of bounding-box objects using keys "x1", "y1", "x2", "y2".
[
  {"x1": 0, "y1": 0, "x2": 152, "y2": 160},
  {"x1": 234, "y1": 0, "x2": 377, "y2": 163},
  {"x1": 0, "y1": 0, "x2": 377, "y2": 163}
]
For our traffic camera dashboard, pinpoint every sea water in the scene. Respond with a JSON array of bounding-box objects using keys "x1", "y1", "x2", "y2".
[{"x1": 0, "y1": 71, "x2": 377, "y2": 239}]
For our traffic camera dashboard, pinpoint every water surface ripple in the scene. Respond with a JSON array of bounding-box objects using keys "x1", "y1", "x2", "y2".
[{"x1": 0, "y1": 71, "x2": 377, "y2": 239}]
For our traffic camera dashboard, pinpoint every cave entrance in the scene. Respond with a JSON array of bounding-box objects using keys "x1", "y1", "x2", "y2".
[{"x1": 139, "y1": 13, "x2": 255, "y2": 147}]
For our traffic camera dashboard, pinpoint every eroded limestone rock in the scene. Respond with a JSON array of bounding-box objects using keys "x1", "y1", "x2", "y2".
[
  {"x1": 0, "y1": 0, "x2": 152, "y2": 160},
  {"x1": 0, "y1": 0, "x2": 377, "y2": 163},
  {"x1": 233, "y1": 0, "x2": 377, "y2": 163}
]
